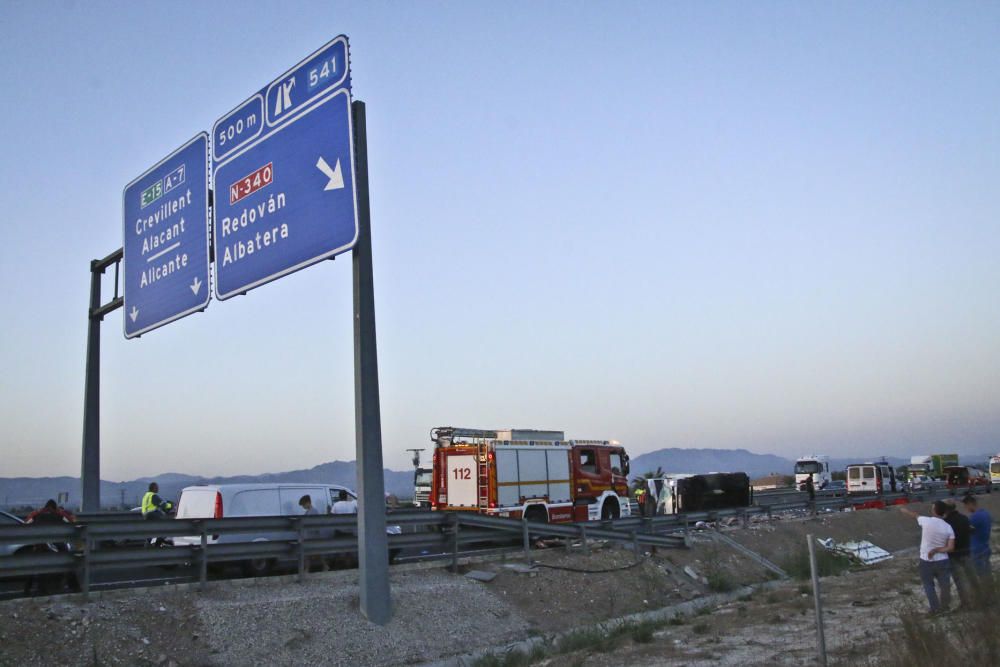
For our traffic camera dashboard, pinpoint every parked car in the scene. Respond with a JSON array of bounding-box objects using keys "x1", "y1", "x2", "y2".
[
  {"x1": 0, "y1": 511, "x2": 30, "y2": 557},
  {"x1": 944, "y1": 466, "x2": 992, "y2": 495},
  {"x1": 0, "y1": 510, "x2": 73, "y2": 594}
]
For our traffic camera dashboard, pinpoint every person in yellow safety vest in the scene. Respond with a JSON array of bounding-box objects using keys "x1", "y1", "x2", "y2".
[
  {"x1": 634, "y1": 486, "x2": 647, "y2": 517},
  {"x1": 142, "y1": 482, "x2": 174, "y2": 547},
  {"x1": 141, "y1": 482, "x2": 172, "y2": 518}
]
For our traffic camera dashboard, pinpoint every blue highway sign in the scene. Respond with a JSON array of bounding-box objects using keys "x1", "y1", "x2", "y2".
[
  {"x1": 123, "y1": 133, "x2": 211, "y2": 338},
  {"x1": 212, "y1": 36, "x2": 357, "y2": 299}
]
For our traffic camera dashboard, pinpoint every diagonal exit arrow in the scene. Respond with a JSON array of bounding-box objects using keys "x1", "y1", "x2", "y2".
[
  {"x1": 129, "y1": 305, "x2": 139, "y2": 323},
  {"x1": 190, "y1": 276, "x2": 202, "y2": 295},
  {"x1": 316, "y1": 156, "x2": 345, "y2": 191}
]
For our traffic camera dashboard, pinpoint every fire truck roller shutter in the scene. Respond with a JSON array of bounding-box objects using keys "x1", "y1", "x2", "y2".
[
  {"x1": 547, "y1": 449, "x2": 571, "y2": 502},
  {"x1": 496, "y1": 449, "x2": 520, "y2": 507},
  {"x1": 517, "y1": 449, "x2": 549, "y2": 501}
]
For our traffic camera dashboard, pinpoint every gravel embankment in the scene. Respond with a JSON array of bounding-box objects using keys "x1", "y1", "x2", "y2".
[{"x1": 0, "y1": 566, "x2": 530, "y2": 667}]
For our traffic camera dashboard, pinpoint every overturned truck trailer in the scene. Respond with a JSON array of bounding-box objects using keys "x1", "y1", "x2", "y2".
[{"x1": 644, "y1": 472, "x2": 752, "y2": 515}]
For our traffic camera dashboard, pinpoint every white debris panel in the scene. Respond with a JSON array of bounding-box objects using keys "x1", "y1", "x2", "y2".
[{"x1": 817, "y1": 538, "x2": 893, "y2": 565}]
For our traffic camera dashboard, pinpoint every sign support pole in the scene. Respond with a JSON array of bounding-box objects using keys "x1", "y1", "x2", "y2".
[
  {"x1": 351, "y1": 99, "x2": 391, "y2": 624},
  {"x1": 81, "y1": 249, "x2": 124, "y2": 512}
]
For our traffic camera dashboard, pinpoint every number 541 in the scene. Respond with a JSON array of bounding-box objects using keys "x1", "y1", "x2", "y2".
[{"x1": 308, "y1": 57, "x2": 338, "y2": 88}]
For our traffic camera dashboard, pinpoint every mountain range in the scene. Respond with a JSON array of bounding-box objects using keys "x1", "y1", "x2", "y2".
[{"x1": 0, "y1": 461, "x2": 414, "y2": 511}]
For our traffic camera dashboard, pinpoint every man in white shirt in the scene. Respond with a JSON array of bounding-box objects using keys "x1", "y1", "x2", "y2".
[
  {"x1": 332, "y1": 490, "x2": 358, "y2": 514},
  {"x1": 900, "y1": 500, "x2": 955, "y2": 615}
]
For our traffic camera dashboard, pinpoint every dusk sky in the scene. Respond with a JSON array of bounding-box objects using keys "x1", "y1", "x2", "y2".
[{"x1": 2, "y1": 2, "x2": 998, "y2": 480}]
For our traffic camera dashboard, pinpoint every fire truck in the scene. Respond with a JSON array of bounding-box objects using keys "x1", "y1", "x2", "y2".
[{"x1": 430, "y1": 426, "x2": 631, "y2": 522}]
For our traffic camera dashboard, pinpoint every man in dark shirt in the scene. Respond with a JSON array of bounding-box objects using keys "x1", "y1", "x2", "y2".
[
  {"x1": 962, "y1": 494, "x2": 992, "y2": 579},
  {"x1": 943, "y1": 499, "x2": 974, "y2": 608}
]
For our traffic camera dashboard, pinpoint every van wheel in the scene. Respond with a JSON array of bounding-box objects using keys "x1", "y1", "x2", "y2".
[
  {"x1": 601, "y1": 500, "x2": 620, "y2": 521},
  {"x1": 523, "y1": 506, "x2": 548, "y2": 523},
  {"x1": 243, "y1": 558, "x2": 274, "y2": 577}
]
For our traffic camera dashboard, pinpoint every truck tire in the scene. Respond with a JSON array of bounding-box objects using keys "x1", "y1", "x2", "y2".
[{"x1": 601, "y1": 499, "x2": 620, "y2": 521}]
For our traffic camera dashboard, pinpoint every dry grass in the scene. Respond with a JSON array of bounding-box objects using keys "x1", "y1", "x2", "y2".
[{"x1": 866, "y1": 574, "x2": 999, "y2": 667}]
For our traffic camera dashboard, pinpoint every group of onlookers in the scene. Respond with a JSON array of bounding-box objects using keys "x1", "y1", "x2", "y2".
[{"x1": 901, "y1": 494, "x2": 993, "y2": 615}]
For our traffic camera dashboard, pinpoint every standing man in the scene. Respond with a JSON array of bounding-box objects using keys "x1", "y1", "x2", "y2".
[
  {"x1": 804, "y1": 476, "x2": 816, "y2": 503},
  {"x1": 962, "y1": 494, "x2": 992, "y2": 578},
  {"x1": 298, "y1": 495, "x2": 327, "y2": 572},
  {"x1": 900, "y1": 501, "x2": 955, "y2": 615},
  {"x1": 298, "y1": 495, "x2": 318, "y2": 515},
  {"x1": 24, "y1": 500, "x2": 77, "y2": 595},
  {"x1": 941, "y1": 499, "x2": 973, "y2": 608},
  {"x1": 332, "y1": 490, "x2": 358, "y2": 514}
]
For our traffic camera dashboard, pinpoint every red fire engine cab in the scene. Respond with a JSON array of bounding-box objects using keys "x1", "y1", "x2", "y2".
[{"x1": 430, "y1": 426, "x2": 631, "y2": 523}]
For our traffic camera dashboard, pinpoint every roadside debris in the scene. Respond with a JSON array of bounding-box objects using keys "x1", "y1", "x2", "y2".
[{"x1": 817, "y1": 538, "x2": 893, "y2": 565}]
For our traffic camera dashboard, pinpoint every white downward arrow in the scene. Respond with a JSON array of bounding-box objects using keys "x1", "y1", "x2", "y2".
[
  {"x1": 129, "y1": 306, "x2": 139, "y2": 323},
  {"x1": 190, "y1": 276, "x2": 202, "y2": 295},
  {"x1": 316, "y1": 156, "x2": 344, "y2": 191}
]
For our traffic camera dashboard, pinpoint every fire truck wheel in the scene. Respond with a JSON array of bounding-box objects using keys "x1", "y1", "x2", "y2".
[{"x1": 601, "y1": 500, "x2": 620, "y2": 521}]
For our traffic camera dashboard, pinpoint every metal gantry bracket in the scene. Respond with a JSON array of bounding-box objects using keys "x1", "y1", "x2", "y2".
[{"x1": 89, "y1": 248, "x2": 124, "y2": 320}]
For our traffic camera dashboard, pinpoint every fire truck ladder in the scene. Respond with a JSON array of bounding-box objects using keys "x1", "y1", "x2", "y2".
[{"x1": 477, "y1": 443, "x2": 490, "y2": 511}]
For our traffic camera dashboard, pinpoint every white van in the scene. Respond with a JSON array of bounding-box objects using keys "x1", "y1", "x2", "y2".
[
  {"x1": 174, "y1": 483, "x2": 356, "y2": 575},
  {"x1": 846, "y1": 462, "x2": 897, "y2": 496}
]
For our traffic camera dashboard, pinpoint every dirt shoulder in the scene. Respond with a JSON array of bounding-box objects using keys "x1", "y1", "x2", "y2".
[
  {"x1": 1, "y1": 494, "x2": 996, "y2": 666},
  {"x1": 483, "y1": 494, "x2": 1000, "y2": 667}
]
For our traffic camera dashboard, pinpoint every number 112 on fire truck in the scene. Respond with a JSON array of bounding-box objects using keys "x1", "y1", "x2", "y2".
[{"x1": 429, "y1": 427, "x2": 631, "y2": 523}]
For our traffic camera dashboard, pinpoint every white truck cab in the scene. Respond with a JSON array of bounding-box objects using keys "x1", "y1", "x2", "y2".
[{"x1": 794, "y1": 455, "x2": 831, "y2": 490}]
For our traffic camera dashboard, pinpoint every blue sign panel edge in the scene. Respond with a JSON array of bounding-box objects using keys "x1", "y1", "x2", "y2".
[
  {"x1": 122, "y1": 132, "x2": 211, "y2": 339},
  {"x1": 211, "y1": 35, "x2": 350, "y2": 166},
  {"x1": 211, "y1": 89, "x2": 359, "y2": 301}
]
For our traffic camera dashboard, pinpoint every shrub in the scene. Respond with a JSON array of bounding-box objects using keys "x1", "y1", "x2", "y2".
[
  {"x1": 629, "y1": 621, "x2": 656, "y2": 643},
  {"x1": 707, "y1": 570, "x2": 736, "y2": 592},
  {"x1": 781, "y1": 545, "x2": 852, "y2": 580}
]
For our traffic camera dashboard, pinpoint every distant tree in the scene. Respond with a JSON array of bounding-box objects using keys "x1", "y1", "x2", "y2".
[{"x1": 831, "y1": 470, "x2": 847, "y2": 481}]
